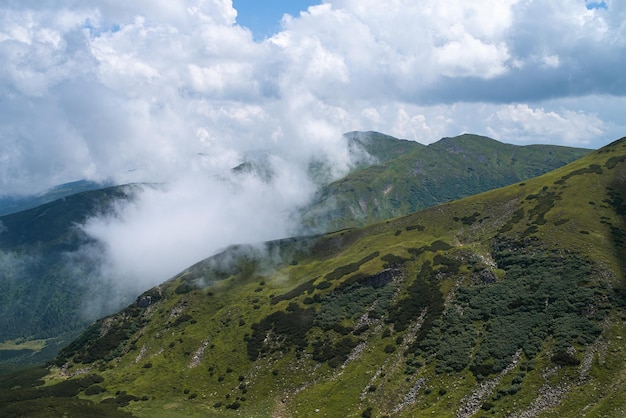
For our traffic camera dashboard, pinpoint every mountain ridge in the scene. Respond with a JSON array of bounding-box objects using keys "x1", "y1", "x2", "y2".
[
  {"x1": 301, "y1": 132, "x2": 591, "y2": 232},
  {"x1": 0, "y1": 180, "x2": 111, "y2": 217},
  {"x1": 0, "y1": 132, "x2": 590, "y2": 373},
  {"x1": 2, "y1": 136, "x2": 623, "y2": 417}
]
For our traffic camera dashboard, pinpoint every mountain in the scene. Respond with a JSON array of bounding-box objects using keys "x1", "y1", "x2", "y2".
[
  {"x1": 0, "y1": 180, "x2": 110, "y2": 217},
  {"x1": 0, "y1": 132, "x2": 589, "y2": 375},
  {"x1": 3, "y1": 137, "x2": 624, "y2": 416},
  {"x1": 0, "y1": 184, "x2": 140, "y2": 373},
  {"x1": 301, "y1": 133, "x2": 591, "y2": 231},
  {"x1": 345, "y1": 131, "x2": 425, "y2": 164}
]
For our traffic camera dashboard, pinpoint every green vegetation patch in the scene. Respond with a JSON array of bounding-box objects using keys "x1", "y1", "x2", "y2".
[
  {"x1": 0, "y1": 371, "x2": 125, "y2": 417},
  {"x1": 315, "y1": 272, "x2": 398, "y2": 331},
  {"x1": 498, "y1": 207, "x2": 525, "y2": 234},
  {"x1": 525, "y1": 188, "x2": 561, "y2": 225},
  {"x1": 416, "y1": 238, "x2": 604, "y2": 377},
  {"x1": 604, "y1": 155, "x2": 626, "y2": 169},
  {"x1": 554, "y1": 164, "x2": 603, "y2": 185},
  {"x1": 381, "y1": 253, "x2": 409, "y2": 268},
  {"x1": 604, "y1": 186, "x2": 626, "y2": 216},
  {"x1": 246, "y1": 303, "x2": 315, "y2": 361},
  {"x1": 323, "y1": 251, "x2": 380, "y2": 281},
  {"x1": 454, "y1": 211, "x2": 481, "y2": 225},
  {"x1": 407, "y1": 240, "x2": 453, "y2": 258},
  {"x1": 405, "y1": 224, "x2": 425, "y2": 231},
  {"x1": 312, "y1": 335, "x2": 361, "y2": 368},
  {"x1": 57, "y1": 306, "x2": 147, "y2": 365},
  {"x1": 388, "y1": 262, "x2": 444, "y2": 333},
  {"x1": 270, "y1": 278, "x2": 317, "y2": 305}
]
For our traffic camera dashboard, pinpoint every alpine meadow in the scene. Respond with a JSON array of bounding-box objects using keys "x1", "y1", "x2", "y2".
[
  {"x1": 1, "y1": 1, "x2": 626, "y2": 417},
  {"x1": 1, "y1": 136, "x2": 625, "y2": 417}
]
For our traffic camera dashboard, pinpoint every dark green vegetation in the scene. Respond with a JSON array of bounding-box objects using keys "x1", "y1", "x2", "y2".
[
  {"x1": 0, "y1": 180, "x2": 109, "y2": 216},
  {"x1": 301, "y1": 132, "x2": 590, "y2": 231},
  {"x1": 0, "y1": 132, "x2": 588, "y2": 376},
  {"x1": 0, "y1": 184, "x2": 140, "y2": 371},
  {"x1": 0, "y1": 367, "x2": 134, "y2": 417},
  {"x1": 3, "y1": 136, "x2": 625, "y2": 417}
]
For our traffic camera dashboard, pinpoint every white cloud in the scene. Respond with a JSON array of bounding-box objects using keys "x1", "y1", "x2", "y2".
[
  {"x1": 2, "y1": 0, "x2": 624, "y2": 196},
  {"x1": 487, "y1": 103, "x2": 605, "y2": 145},
  {"x1": 435, "y1": 32, "x2": 510, "y2": 78},
  {"x1": 0, "y1": 0, "x2": 625, "y2": 311}
]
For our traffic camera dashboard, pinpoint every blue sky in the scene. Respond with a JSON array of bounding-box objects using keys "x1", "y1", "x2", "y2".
[{"x1": 233, "y1": 0, "x2": 321, "y2": 39}]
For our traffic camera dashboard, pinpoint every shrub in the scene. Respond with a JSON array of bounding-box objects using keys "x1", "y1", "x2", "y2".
[
  {"x1": 481, "y1": 402, "x2": 494, "y2": 411},
  {"x1": 84, "y1": 385, "x2": 106, "y2": 396},
  {"x1": 226, "y1": 401, "x2": 241, "y2": 410},
  {"x1": 175, "y1": 282, "x2": 195, "y2": 294},
  {"x1": 551, "y1": 350, "x2": 581, "y2": 366},
  {"x1": 507, "y1": 384, "x2": 521, "y2": 395},
  {"x1": 270, "y1": 278, "x2": 317, "y2": 305},
  {"x1": 423, "y1": 239, "x2": 602, "y2": 377},
  {"x1": 312, "y1": 336, "x2": 360, "y2": 367},
  {"x1": 247, "y1": 304, "x2": 315, "y2": 360},
  {"x1": 388, "y1": 262, "x2": 443, "y2": 334}
]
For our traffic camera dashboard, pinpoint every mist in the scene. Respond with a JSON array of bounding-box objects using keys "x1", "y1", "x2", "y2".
[
  {"x1": 76, "y1": 134, "x2": 370, "y2": 316},
  {"x1": 2, "y1": 0, "x2": 626, "y2": 321}
]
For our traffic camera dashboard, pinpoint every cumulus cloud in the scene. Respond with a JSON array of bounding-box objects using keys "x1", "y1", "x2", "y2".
[
  {"x1": 1, "y1": 0, "x2": 625, "y2": 195},
  {"x1": 1, "y1": 0, "x2": 625, "y2": 311},
  {"x1": 486, "y1": 103, "x2": 605, "y2": 145}
]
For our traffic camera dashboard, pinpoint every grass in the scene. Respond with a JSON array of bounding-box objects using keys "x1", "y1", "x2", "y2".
[
  {"x1": 0, "y1": 339, "x2": 47, "y2": 352},
  {"x1": 3, "y1": 137, "x2": 625, "y2": 417},
  {"x1": 301, "y1": 133, "x2": 590, "y2": 232}
]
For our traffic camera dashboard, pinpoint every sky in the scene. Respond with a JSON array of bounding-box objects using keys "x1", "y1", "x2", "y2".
[
  {"x1": 1, "y1": 0, "x2": 626, "y2": 310},
  {"x1": 1, "y1": 0, "x2": 625, "y2": 196},
  {"x1": 233, "y1": 0, "x2": 319, "y2": 40}
]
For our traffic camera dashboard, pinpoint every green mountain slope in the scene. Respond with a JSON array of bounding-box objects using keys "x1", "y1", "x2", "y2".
[
  {"x1": 301, "y1": 133, "x2": 591, "y2": 231},
  {"x1": 345, "y1": 130, "x2": 425, "y2": 164},
  {"x1": 5, "y1": 137, "x2": 624, "y2": 417},
  {"x1": 0, "y1": 132, "x2": 587, "y2": 376},
  {"x1": 0, "y1": 180, "x2": 110, "y2": 217},
  {"x1": 0, "y1": 185, "x2": 139, "y2": 372}
]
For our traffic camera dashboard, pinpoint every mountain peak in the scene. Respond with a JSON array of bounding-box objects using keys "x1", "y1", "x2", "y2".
[
  {"x1": 345, "y1": 131, "x2": 424, "y2": 164},
  {"x1": 431, "y1": 133, "x2": 504, "y2": 150}
]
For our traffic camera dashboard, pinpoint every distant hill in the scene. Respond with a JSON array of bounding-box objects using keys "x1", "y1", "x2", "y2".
[
  {"x1": 301, "y1": 132, "x2": 591, "y2": 231},
  {"x1": 345, "y1": 130, "x2": 425, "y2": 164},
  {"x1": 0, "y1": 185, "x2": 139, "y2": 373},
  {"x1": 0, "y1": 180, "x2": 110, "y2": 216},
  {"x1": 2, "y1": 136, "x2": 624, "y2": 416}
]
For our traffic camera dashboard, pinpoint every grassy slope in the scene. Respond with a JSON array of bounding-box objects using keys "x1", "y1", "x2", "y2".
[
  {"x1": 302, "y1": 133, "x2": 591, "y2": 232},
  {"x1": 0, "y1": 139, "x2": 626, "y2": 416},
  {"x1": 3, "y1": 137, "x2": 623, "y2": 417},
  {"x1": 0, "y1": 132, "x2": 587, "y2": 374}
]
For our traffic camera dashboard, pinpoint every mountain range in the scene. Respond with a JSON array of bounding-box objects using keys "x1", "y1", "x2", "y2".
[
  {"x1": 3, "y1": 133, "x2": 624, "y2": 417},
  {"x1": 0, "y1": 180, "x2": 110, "y2": 217},
  {"x1": 300, "y1": 132, "x2": 591, "y2": 231},
  {"x1": 0, "y1": 133, "x2": 590, "y2": 373}
]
